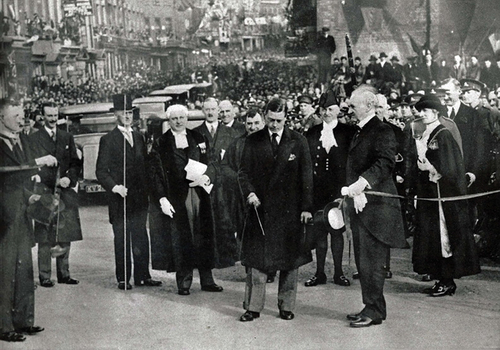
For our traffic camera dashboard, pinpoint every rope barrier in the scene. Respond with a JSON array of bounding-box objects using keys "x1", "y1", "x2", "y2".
[{"x1": 363, "y1": 188, "x2": 500, "y2": 202}]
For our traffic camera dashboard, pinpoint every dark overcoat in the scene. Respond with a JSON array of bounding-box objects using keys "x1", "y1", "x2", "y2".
[
  {"x1": 238, "y1": 127, "x2": 313, "y2": 271},
  {"x1": 412, "y1": 125, "x2": 481, "y2": 278},
  {"x1": 346, "y1": 117, "x2": 407, "y2": 248},
  {"x1": 29, "y1": 128, "x2": 83, "y2": 243},
  {"x1": 148, "y1": 129, "x2": 236, "y2": 271},
  {"x1": 95, "y1": 127, "x2": 149, "y2": 224},
  {"x1": 305, "y1": 122, "x2": 355, "y2": 210},
  {"x1": 0, "y1": 134, "x2": 37, "y2": 333}
]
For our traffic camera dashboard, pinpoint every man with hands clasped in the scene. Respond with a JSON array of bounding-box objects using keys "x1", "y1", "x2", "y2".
[
  {"x1": 96, "y1": 95, "x2": 161, "y2": 290},
  {"x1": 342, "y1": 87, "x2": 406, "y2": 328},
  {"x1": 237, "y1": 98, "x2": 313, "y2": 322}
]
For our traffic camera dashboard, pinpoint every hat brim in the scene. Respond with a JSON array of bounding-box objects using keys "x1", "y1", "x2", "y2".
[
  {"x1": 110, "y1": 107, "x2": 137, "y2": 112},
  {"x1": 323, "y1": 200, "x2": 345, "y2": 231}
]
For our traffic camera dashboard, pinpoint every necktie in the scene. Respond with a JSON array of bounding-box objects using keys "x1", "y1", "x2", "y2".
[
  {"x1": 50, "y1": 129, "x2": 56, "y2": 142},
  {"x1": 210, "y1": 124, "x2": 216, "y2": 138},
  {"x1": 12, "y1": 139, "x2": 24, "y2": 162},
  {"x1": 449, "y1": 107, "x2": 456, "y2": 119},
  {"x1": 271, "y1": 133, "x2": 279, "y2": 157},
  {"x1": 124, "y1": 130, "x2": 133, "y2": 146}
]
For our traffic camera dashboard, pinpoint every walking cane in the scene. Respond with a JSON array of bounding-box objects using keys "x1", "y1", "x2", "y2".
[
  {"x1": 123, "y1": 95, "x2": 128, "y2": 290},
  {"x1": 51, "y1": 167, "x2": 68, "y2": 258}
]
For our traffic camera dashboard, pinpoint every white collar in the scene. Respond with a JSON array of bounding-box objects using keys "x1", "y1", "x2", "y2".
[
  {"x1": 117, "y1": 125, "x2": 132, "y2": 133},
  {"x1": 268, "y1": 128, "x2": 284, "y2": 139},
  {"x1": 358, "y1": 114, "x2": 377, "y2": 129},
  {"x1": 449, "y1": 101, "x2": 461, "y2": 113},
  {"x1": 323, "y1": 120, "x2": 338, "y2": 130},
  {"x1": 225, "y1": 119, "x2": 235, "y2": 127},
  {"x1": 205, "y1": 121, "x2": 218, "y2": 130},
  {"x1": 172, "y1": 129, "x2": 187, "y2": 136},
  {"x1": 45, "y1": 125, "x2": 56, "y2": 135}
]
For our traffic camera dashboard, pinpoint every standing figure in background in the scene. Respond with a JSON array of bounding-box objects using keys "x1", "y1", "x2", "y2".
[{"x1": 316, "y1": 27, "x2": 336, "y2": 90}]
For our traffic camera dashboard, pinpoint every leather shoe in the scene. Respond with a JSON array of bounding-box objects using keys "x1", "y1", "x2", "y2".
[
  {"x1": 346, "y1": 312, "x2": 362, "y2": 321},
  {"x1": 352, "y1": 272, "x2": 360, "y2": 279},
  {"x1": 385, "y1": 271, "x2": 393, "y2": 279},
  {"x1": 58, "y1": 277, "x2": 79, "y2": 285},
  {"x1": 0, "y1": 332, "x2": 26, "y2": 342},
  {"x1": 178, "y1": 289, "x2": 190, "y2": 296},
  {"x1": 304, "y1": 273, "x2": 327, "y2": 287},
  {"x1": 16, "y1": 326, "x2": 44, "y2": 335},
  {"x1": 350, "y1": 316, "x2": 382, "y2": 328},
  {"x1": 333, "y1": 275, "x2": 351, "y2": 286},
  {"x1": 201, "y1": 284, "x2": 223, "y2": 292},
  {"x1": 118, "y1": 282, "x2": 132, "y2": 290},
  {"x1": 279, "y1": 311, "x2": 294, "y2": 320},
  {"x1": 135, "y1": 278, "x2": 162, "y2": 287},
  {"x1": 40, "y1": 279, "x2": 55, "y2": 288},
  {"x1": 239, "y1": 311, "x2": 260, "y2": 322}
]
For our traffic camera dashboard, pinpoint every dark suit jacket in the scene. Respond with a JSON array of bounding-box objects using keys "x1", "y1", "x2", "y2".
[
  {"x1": 96, "y1": 127, "x2": 149, "y2": 225},
  {"x1": 229, "y1": 120, "x2": 246, "y2": 137},
  {"x1": 194, "y1": 121, "x2": 238, "y2": 163},
  {"x1": 238, "y1": 127, "x2": 313, "y2": 271},
  {"x1": 29, "y1": 128, "x2": 83, "y2": 243},
  {"x1": 305, "y1": 122, "x2": 355, "y2": 210},
  {"x1": 346, "y1": 117, "x2": 406, "y2": 248}
]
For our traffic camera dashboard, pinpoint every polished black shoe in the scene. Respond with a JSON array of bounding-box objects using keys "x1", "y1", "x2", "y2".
[
  {"x1": 421, "y1": 282, "x2": 441, "y2": 294},
  {"x1": 421, "y1": 274, "x2": 435, "y2": 282},
  {"x1": 430, "y1": 282, "x2": 456, "y2": 297},
  {"x1": 239, "y1": 311, "x2": 260, "y2": 322},
  {"x1": 304, "y1": 273, "x2": 327, "y2": 287},
  {"x1": 118, "y1": 282, "x2": 132, "y2": 290},
  {"x1": 352, "y1": 272, "x2": 360, "y2": 279},
  {"x1": 135, "y1": 278, "x2": 162, "y2": 287},
  {"x1": 333, "y1": 275, "x2": 351, "y2": 286},
  {"x1": 58, "y1": 277, "x2": 79, "y2": 285},
  {"x1": 0, "y1": 332, "x2": 26, "y2": 342},
  {"x1": 385, "y1": 271, "x2": 393, "y2": 279},
  {"x1": 178, "y1": 289, "x2": 190, "y2": 296},
  {"x1": 266, "y1": 275, "x2": 275, "y2": 283},
  {"x1": 16, "y1": 326, "x2": 44, "y2": 335},
  {"x1": 350, "y1": 316, "x2": 382, "y2": 328},
  {"x1": 40, "y1": 279, "x2": 55, "y2": 288},
  {"x1": 279, "y1": 311, "x2": 295, "y2": 320},
  {"x1": 346, "y1": 312, "x2": 362, "y2": 321},
  {"x1": 201, "y1": 284, "x2": 223, "y2": 292}
]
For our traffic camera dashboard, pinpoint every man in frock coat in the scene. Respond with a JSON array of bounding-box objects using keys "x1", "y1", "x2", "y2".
[
  {"x1": 343, "y1": 87, "x2": 407, "y2": 327},
  {"x1": 1, "y1": 99, "x2": 57, "y2": 342},
  {"x1": 30, "y1": 103, "x2": 82, "y2": 287},
  {"x1": 96, "y1": 94, "x2": 161, "y2": 290},
  {"x1": 238, "y1": 97, "x2": 313, "y2": 322}
]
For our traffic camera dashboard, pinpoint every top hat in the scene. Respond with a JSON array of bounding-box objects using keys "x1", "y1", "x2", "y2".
[
  {"x1": 319, "y1": 91, "x2": 338, "y2": 109},
  {"x1": 313, "y1": 200, "x2": 345, "y2": 232},
  {"x1": 110, "y1": 94, "x2": 135, "y2": 112},
  {"x1": 298, "y1": 95, "x2": 314, "y2": 105},
  {"x1": 390, "y1": 55, "x2": 400, "y2": 62},
  {"x1": 27, "y1": 193, "x2": 66, "y2": 226},
  {"x1": 368, "y1": 55, "x2": 378, "y2": 62},
  {"x1": 379, "y1": 52, "x2": 388, "y2": 58},
  {"x1": 460, "y1": 79, "x2": 487, "y2": 93},
  {"x1": 415, "y1": 94, "x2": 446, "y2": 114}
]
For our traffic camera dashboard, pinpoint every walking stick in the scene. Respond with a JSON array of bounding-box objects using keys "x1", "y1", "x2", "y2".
[{"x1": 123, "y1": 96, "x2": 128, "y2": 290}]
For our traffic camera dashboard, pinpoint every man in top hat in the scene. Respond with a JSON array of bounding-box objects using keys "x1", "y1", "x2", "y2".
[
  {"x1": 29, "y1": 102, "x2": 83, "y2": 288},
  {"x1": 96, "y1": 94, "x2": 161, "y2": 290},
  {"x1": 303, "y1": 91, "x2": 356, "y2": 288},
  {"x1": 316, "y1": 26, "x2": 336, "y2": 89},
  {"x1": 298, "y1": 94, "x2": 321, "y2": 133},
  {"x1": 1, "y1": 98, "x2": 57, "y2": 342},
  {"x1": 343, "y1": 86, "x2": 407, "y2": 327}
]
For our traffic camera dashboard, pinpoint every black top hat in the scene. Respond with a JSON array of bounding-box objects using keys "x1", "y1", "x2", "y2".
[
  {"x1": 27, "y1": 193, "x2": 66, "y2": 226},
  {"x1": 379, "y1": 52, "x2": 388, "y2": 58},
  {"x1": 110, "y1": 94, "x2": 135, "y2": 112},
  {"x1": 298, "y1": 95, "x2": 314, "y2": 105},
  {"x1": 312, "y1": 200, "x2": 345, "y2": 232},
  {"x1": 415, "y1": 94, "x2": 446, "y2": 114},
  {"x1": 319, "y1": 91, "x2": 338, "y2": 109},
  {"x1": 460, "y1": 79, "x2": 487, "y2": 93}
]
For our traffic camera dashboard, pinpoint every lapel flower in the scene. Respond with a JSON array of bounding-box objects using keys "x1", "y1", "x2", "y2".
[{"x1": 288, "y1": 153, "x2": 296, "y2": 161}]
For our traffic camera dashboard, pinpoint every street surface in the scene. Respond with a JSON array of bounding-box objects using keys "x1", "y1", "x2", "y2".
[{"x1": 4, "y1": 196, "x2": 500, "y2": 350}]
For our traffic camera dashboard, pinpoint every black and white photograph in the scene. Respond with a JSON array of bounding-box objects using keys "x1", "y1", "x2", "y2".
[{"x1": 1, "y1": 0, "x2": 500, "y2": 349}]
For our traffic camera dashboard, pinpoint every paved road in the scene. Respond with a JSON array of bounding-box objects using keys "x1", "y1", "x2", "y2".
[{"x1": 4, "y1": 200, "x2": 500, "y2": 350}]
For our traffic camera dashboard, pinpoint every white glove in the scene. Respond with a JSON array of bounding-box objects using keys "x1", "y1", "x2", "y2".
[
  {"x1": 29, "y1": 194, "x2": 41, "y2": 205},
  {"x1": 247, "y1": 192, "x2": 261, "y2": 207},
  {"x1": 160, "y1": 197, "x2": 175, "y2": 218},
  {"x1": 31, "y1": 174, "x2": 41, "y2": 183},
  {"x1": 353, "y1": 193, "x2": 368, "y2": 213},
  {"x1": 345, "y1": 177, "x2": 369, "y2": 197},
  {"x1": 396, "y1": 175, "x2": 404, "y2": 183},
  {"x1": 417, "y1": 157, "x2": 433, "y2": 172},
  {"x1": 189, "y1": 174, "x2": 210, "y2": 188},
  {"x1": 35, "y1": 155, "x2": 58, "y2": 167},
  {"x1": 112, "y1": 185, "x2": 128, "y2": 198},
  {"x1": 58, "y1": 177, "x2": 71, "y2": 188},
  {"x1": 466, "y1": 172, "x2": 476, "y2": 187}
]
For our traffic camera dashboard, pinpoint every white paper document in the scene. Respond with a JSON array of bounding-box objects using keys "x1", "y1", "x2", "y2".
[{"x1": 184, "y1": 159, "x2": 213, "y2": 194}]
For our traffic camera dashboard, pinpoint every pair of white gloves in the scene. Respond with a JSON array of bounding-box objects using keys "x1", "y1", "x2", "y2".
[{"x1": 341, "y1": 177, "x2": 369, "y2": 214}]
